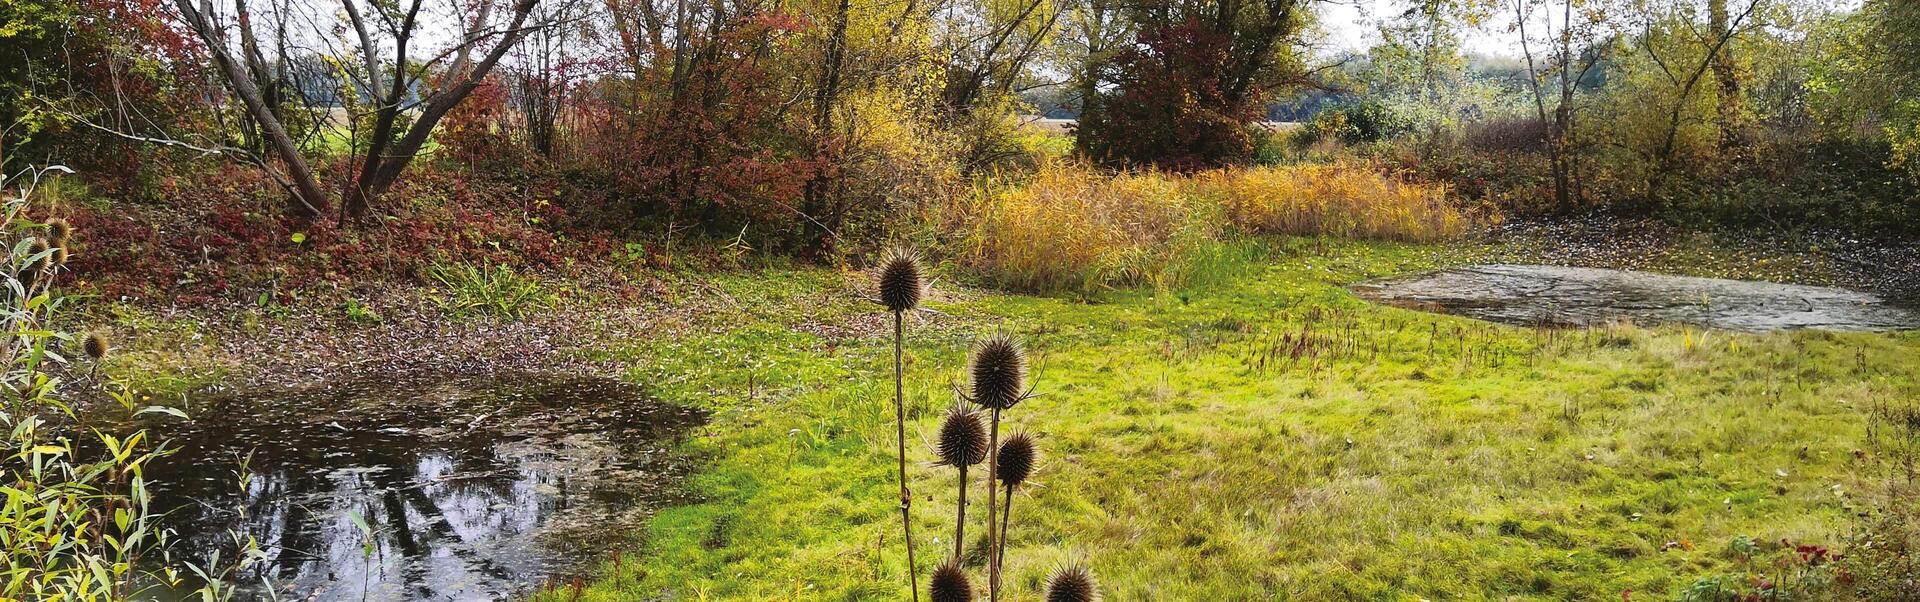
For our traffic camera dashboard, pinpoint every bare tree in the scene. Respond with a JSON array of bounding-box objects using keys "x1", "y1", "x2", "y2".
[
  {"x1": 1514, "y1": 0, "x2": 1618, "y2": 208},
  {"x1": 1638, "y1": 0, "x2": 1763, "y2": 173},
  {"x1": 937, "y1": 0, "x2": 1061, "y2": 115},
  {"x1": 339, "y1": 0, "x2": 563, "y2": 219},
  {"x1": 176, "y1": 0, "x2": 564, "y2": 221},
  {"x1": 173, "y1": 0, "x2": 331, "y2": 216}
]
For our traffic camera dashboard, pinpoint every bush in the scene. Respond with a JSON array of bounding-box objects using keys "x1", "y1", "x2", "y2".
[
  {"x1": 425, "y1": 261, "x2": 555, "y2": 320},
  {"x1": 947, "y1": 162, "x2": 1194, "y2": 293},
  {"x1": 0, "y1": 166, "x2": 249, "y2": 600}
]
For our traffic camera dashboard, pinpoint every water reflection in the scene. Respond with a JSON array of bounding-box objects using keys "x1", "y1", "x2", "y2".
[{"x1": 142, "y1": 373, "x2": 706, "y2": 601}]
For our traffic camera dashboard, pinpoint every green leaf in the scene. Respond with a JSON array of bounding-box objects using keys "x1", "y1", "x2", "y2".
[{"x1": 290, "y1": 232, "x2": 307, "y2": 244}]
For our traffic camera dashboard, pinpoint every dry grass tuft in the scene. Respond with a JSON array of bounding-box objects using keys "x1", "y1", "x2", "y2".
[
  {"x1": 943, "y1": 161, "x2": 1474, "y2": 294},
  {"x1": 1193, "y1": 161, "x2": 1467, "y2": 242}
]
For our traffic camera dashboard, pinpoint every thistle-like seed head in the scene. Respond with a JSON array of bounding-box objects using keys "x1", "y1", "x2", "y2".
[
  {"x1": 969, "y1": 333, "x2": 1027, "y2": 410},
  {"x1": 876, "y1": 247, "x2": 925, "y2": 313},
  {"x1": 83, "y1": 332, "x2": 109, "y2": 361},
  {"x1": 53, "y1": 246, "x2": 68, "y2": 267},
  {"x1": 1045, "y1": 564, "x2": 1099, "y2": 602},
  {"x1": 938, "y1": 402, "x2": 988, "y2": 468},
  {"x1": 27, "y1": 238, "x2": 50, "y2": 273},
  {"x1": 996, "y1": 431, "x2": 1036, "y2": 487},
  {"x1": 45, "y1": 218, "x2": 73, "y2": 243},
  {"x1": 928, "y1": 557, "x2": 975, "y2": 602}
]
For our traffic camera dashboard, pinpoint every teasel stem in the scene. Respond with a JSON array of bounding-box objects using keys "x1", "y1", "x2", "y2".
[
  {"x1": 985, "y1": 408, "x2": 1002, "y2": 601},
  {"x1": 997, "y1": 481, "x2": 1015, "y2": 571},
  {"x1": 954, "y1": 462, "x2": 969, "y2": 559},
  {"x1": 894, "y1": 311, "x2": 920, "y2": 602}
]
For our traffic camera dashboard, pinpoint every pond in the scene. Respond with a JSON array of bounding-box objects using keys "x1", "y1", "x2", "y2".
[
  {"x1": 1351, "y1": 264, "x2": 1920, "y2": 333},
  {"x1": 137, "y1": 372, "x2": 707, "y2": 601}
]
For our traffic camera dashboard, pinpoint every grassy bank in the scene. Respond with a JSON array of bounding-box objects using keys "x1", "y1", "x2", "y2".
[{"x1": 534, "y1": 238, "x2": 1914, "y2": 600}]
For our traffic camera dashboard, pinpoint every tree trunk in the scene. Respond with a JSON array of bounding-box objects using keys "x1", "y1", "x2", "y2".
[
  {"x1": 1709, "y1": 0, "x2": 1741, "y2": 149},
  {"x1": 342, "y1": 0, "x2": 542, "y2": 219},
  {"x1": 174, "y1": 0, "x2": 327, "y2": 217}
]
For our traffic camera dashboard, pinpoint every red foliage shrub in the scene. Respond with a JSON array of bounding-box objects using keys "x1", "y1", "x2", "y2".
[
  {"x1": 572, "y1": 8, "x2": 826, "y2": 243},
  {"x1": 57, "y1": 165, "x2": 608, "y2": 303}
]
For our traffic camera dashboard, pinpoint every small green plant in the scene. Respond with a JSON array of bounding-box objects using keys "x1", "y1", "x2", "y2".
[
  {"x1": 425, "y1": 261, "x2": 553, "y2": 320},
  {"x1": 342, "y1": 297, "x2": 383, "y2": 324}
]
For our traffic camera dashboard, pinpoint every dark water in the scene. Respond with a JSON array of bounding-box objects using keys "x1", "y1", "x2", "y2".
[
  {"x1": 139, "y1": 373, "x2": 706, "y2": 601},
  {"x1": 1352, "y1": 264, "x2": 1920, "y2": 332}
]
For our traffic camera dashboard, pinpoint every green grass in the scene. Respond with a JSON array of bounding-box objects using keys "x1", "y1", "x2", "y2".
[{"x1": 520, "y1": 240, "x2": 1912, "y2": 599}]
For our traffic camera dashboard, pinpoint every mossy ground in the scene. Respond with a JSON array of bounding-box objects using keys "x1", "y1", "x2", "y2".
[{"x1": 529, "y1": 238, "x2": 1916, "y2": 600}]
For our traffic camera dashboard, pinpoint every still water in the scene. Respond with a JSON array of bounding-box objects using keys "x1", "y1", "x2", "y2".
[{"x1": 140, "y1": 372, "x2": 706, "y2": 601}]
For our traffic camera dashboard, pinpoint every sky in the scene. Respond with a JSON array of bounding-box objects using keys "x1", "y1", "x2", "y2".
[
  {"x1": 1316, "y1": 0, "x2": 1868, "y2": 60},
  {"x1": 1315, "y1": 0, "x2": 1529, "y2": 59}
]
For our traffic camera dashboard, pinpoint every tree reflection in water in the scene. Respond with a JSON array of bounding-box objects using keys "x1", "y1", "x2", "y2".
[{"x1": 140, "y1": 372, "x2": 706, "y2": 601}]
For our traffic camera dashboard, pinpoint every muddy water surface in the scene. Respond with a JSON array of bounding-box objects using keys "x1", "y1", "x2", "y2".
[
  {"x1": 142, "y1": 372, "x2": 705, "y2": 601},
  {"x1": 1353, "y1": 264, "x2": 1920, "y2": 332}
]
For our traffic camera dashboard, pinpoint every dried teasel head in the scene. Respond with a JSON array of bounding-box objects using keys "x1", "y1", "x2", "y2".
[
  {"x1": 968, "y1": 333, "x2": 1027, "y2": 411},
  {"x1": 53, "y1": 246, "x2": 68, "y2": 267},
  {"x1": 937, "y1": 402, "x2": 988, "y2": 468},
  {"x1": 27, "y1": 238, "x2": 50, "y2": 273},
  {"x1": 1044, "y1": 564, "x2": 1099, "y2": 602},
  {"x1": 45, "y1": 218, "x2": 73, "y2": 244},
  {"x1": 995, "y1": 431, "x2": 1036, "y2": 487},
  {"x1": 83, "y1": 332, "x2": 109, "y2": 361},
  {"x1": 876, "y1": 247, "x2": 925, "y2": 313},
  {"x1": 928, "y1": 557, "x2": 975, "y2": 602}
]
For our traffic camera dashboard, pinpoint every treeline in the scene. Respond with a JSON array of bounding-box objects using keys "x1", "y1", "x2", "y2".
[
  {"x1": 2, "y1": 0, "x2": 1916, "y2": 255},
  {"x1": 1299, "y1": 0, "x2": 1920, "y2": 231},
  {"x1": 0, "y1": 0, "x2": 1328, "y2": 252}
]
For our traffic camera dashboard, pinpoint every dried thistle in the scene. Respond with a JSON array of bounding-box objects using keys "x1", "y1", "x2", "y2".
[
  {"x1": 84, "y1": 332, "x2": 109, "y2": 361},
  {"x1": 939, "y1": 402, "x2": 988, "y2": 557},
  {"x1": 928, "y1": 558, "x2": 975, "y2": 602},
  {"x1": 45, "y1": 218, "x2": 72, "y2": 244},
  {"x1": 1044, "y1": 564, "x2": 1098, "y2": 602},
  {"x1": 995, "y1": 432, "x2": 1035, "y2": 487},
  {"x1": 968, "y1": 334, "x2": 1027, "y2": 411},
  {"x1": 878, "y1": 247, "x2": 925, "y2": 600},
  {"x1": 965, "y1": 332, "x2": 1029, "y2": 600},
  {"x1": 994, "y1": 432, "x2": 1036, "y2": 571},
  {"x1": 27, "y1": 237, "x2": 50, "y2": 275},
  {"x1": 938, "y1": 403, "x2": 989, "y2": 468},
  {"x1": 877, "y1": 247, "x2": 926, "y2": 313}
]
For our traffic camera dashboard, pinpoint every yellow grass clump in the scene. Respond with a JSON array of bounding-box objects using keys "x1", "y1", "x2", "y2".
[
  {"x1": 946, "y1": 161, "x2": 1475, "y2": 294},
  {"x1": 952, "y1": 163, "x2": 1197, "y2": 293},
  {"x1": 1193, "y1": 161, "x2": 1467, "y2": 242}
]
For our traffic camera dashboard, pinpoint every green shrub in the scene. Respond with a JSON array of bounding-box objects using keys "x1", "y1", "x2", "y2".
[
  {"x1": 0, "y1": 166, "x2": 251, "y2": 600},
  {"x1": 425, "y1": 261, "x2": 554, "y2": 320}
]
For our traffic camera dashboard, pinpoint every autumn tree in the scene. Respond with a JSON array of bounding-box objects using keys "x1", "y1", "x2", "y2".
[
  {"x1": 1511, "y1": 0, "x2": 1619, "y2": 208},
  {"x1": 1077, "y1": 0, "x2": 1314, "y2": 169}
]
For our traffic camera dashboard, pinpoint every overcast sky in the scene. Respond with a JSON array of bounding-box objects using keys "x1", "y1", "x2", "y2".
[
  {"x1": 1315, "y1": 0, "x2": 1535, "y2": 59},
  {"x1": 1315, "y1": 0, "x2": 1867, "y2": 59}
]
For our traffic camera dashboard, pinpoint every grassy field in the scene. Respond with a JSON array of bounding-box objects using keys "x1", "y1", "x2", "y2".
[{"x1": 534, "y1": 238, "x2": 1916, "y2": 600}]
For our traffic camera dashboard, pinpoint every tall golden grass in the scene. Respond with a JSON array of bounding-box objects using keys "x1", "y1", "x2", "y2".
[
  {"x1": 941, "y1": 160, "x2": 1473, "y2": 294},
  {"x1": 1193, "y1": 162, "x2": 1468, "y2": 242}
]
